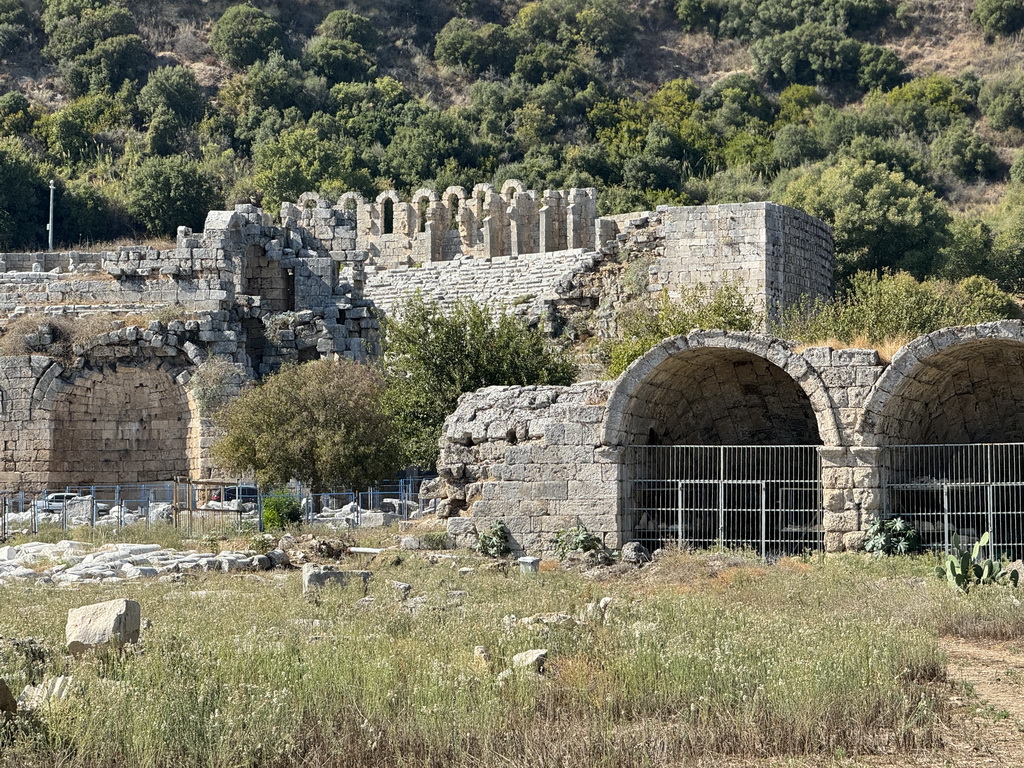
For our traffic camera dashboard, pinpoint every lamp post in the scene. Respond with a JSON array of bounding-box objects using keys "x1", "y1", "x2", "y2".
[{"x1": 47, "y1": 179, "x2": 55, "y2": 251}]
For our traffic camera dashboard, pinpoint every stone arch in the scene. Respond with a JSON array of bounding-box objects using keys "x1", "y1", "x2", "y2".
[
  {"x1": 335, "y1": 192, "x2": 363, "y2": 228},
  {"x1": 861, "y1": 322, "x2": 1024, "y2": 446},
  {"x1": 411, "y1": 188, "x2": 437, "y2": 234},
  {"x1": 502, "y1": 179, "x2": 526, "y2": 202},
  {"x1": 603, "y1": 332, "x2": 840, "y2": 448},
  {"x1": 38, "y1": 356, "x2": 200, "y2": 486},
  {"x1": 375, "y1": 191, "x2": 401, "y2": 235},
  {"x1": 444, "y1": 186, "x2": 467, "y2": 230}
]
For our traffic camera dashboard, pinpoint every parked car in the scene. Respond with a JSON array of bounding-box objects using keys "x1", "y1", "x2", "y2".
[
  {"x1": 33, "y1": 492, "x2": 110, "y2": 514},
  {"x1": 209, "y1": 485, "x2": 259, "y2": 504}
]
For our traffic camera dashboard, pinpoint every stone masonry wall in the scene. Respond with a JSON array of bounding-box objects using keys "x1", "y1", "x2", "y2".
[
  {"x1": 644, "y1": 203, "x2": 833, "y2": 317},
  {"x1": 432, "y1": 327, "x2": 1024, "y2": 557},
  {"x1": 434, "y1": 382, "x2": 621, "y2": 553}
]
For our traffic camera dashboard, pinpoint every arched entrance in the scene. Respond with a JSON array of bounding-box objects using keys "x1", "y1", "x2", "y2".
[
  {"x1": 605, "y1": 333, "x2": 837, "y2": 555},
  {"x1": 48, "y1": 363, "x2": 194, "y2": 486},
  {"x1": 867, "y1": 326, "x2": 1024, "y2": 557}
]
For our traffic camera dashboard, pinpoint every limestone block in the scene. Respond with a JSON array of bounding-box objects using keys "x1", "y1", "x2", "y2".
[
  {"x1": 842, "y1": 530, "x2": 868, "y2": 551},
  {"x1": 301, "y1": 564, "x2": 371, "y2": 595},
  {"x1": 65, "y1": 598, "x2": 141, "y2": 655}
]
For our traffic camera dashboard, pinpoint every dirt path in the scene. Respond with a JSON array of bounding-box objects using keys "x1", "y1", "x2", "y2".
[{"x1": 936, "y1": 638, "x2": 1024, "y2": 768}]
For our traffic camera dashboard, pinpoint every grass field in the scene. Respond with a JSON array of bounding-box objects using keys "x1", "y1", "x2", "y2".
[{"x1": 2, "y1": 540, "x2": 1023, "y2": 768}]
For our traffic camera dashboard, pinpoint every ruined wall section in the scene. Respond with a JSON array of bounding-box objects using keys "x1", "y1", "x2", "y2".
[
  {"x1": 633, "y1": 203, "x2": 833, "y2": 317},
  {"x1": 431, "y1": 382, "x2": 621, "y2": 554}
]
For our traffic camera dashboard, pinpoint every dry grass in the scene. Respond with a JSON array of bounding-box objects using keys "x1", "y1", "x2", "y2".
[
  {"x1": 0, "y1": 550, "x2": 969, "y2": 767},
  {"x1": 793, "y1": 335, "x2": 911, "y2": 363}
]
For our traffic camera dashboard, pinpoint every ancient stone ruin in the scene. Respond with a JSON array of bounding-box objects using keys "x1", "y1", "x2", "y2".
[{"x1": 3, "y1": 180, "x2": 1013, "y2": 558}]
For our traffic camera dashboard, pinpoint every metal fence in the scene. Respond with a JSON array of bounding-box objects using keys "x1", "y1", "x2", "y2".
[
  {"x1": 885, "y1": 443, "x2": 1024, "y2": 560},
  {"x1": 623, "y1": 445, "x2": 823, "y2": 557},
  {"x1": 0, "y1": 477, "x2": 431, "y2": 537}
]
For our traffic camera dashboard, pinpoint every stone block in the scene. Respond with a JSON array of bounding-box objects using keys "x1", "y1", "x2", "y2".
[
  {"x1": 66, "y1": 598, "x2": 141, "y2": 655},
  {"x1": 301, "y1": 564, "x2": 371, "y2": 595}
]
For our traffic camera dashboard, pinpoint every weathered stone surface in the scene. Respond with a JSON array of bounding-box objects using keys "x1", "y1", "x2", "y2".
[
  {"x1": 65, "y1": 598, "x2": 141, "y2": 655},
  {"x1": 512, "y1": 648, "x2": 548, "y2": 673},
  {"x1": 301, "y1": 564, "x2": 371, "y2": 595}
]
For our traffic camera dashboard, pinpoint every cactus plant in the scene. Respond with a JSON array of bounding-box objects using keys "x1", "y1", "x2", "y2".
[{"x1": 935, "y1": 532, "x2": 1021, "y2": 592}]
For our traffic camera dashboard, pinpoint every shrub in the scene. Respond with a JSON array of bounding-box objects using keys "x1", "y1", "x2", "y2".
[
  {"x1": 972, "y1": 0, "x2": 1024, "y2": 39},
  {"x1": 864, "y1": 517, "x2": 921, "y2": 556},
  {"x1": 303, "y1": 37, "x2": 376, "y2": 84},
  {"x1": 930, "y1": 122, "x2": 999, "y2": 181},
  {"x1": 262, "y1": 493, "x2": 302, "y2": 530},
  {"x1": 61, "y1": 33, "x2": 149, "y2": 96},
  {"x1": 138, "y1": 65, "x2": 205, "y2": 124},
  {"x1": 554, "y1": 525, "x2": 603, "y2": 559},
  {"x1": 434, "y1": 18, "x2": 515, "y2": 76},
  {"x1": 382, "y1": 296, "x2": 576, "y2": 468},
  {"x1": 978, "y1": 75, "x2": 1024, "y2": 131},
  {"x1": 779, "y1": 157, "x2": 951, "y2": 279},
  {"x1": 210, "y1": 4, "x2": 285, "y2": 69},
  {"x1": 316, "y1": 10, "x2": 379, "y2": 50},
  {"x1": 477, "y1": 521, "x2": 511, "y2": 557},
  {"x1": 605, "y1": 282, "x2": 759, "y2": 377},
  {"x1": 126, "y1": 155, "x2": 219, "y2": 237}
]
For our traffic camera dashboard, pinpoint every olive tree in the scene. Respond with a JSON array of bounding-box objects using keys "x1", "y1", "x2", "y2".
[{"x1": 213, "y1": 359, "x2": 403, "y2": 498}]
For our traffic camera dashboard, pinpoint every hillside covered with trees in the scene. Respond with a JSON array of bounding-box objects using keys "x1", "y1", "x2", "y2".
[{"x1": 3, "y1": 0, "x2": 1024, "y2": 294}]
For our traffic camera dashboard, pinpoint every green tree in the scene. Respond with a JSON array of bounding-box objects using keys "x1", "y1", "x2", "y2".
[
  {"x1": 972, "y1": 0, "x2": 1024, "y2": 39},
  {"x1": 315, "y1": 10, "x2": 379, "y2": 50},
  {"x1": 382, "y1": 296, "x2": 577, "y2": 468},
  {"x1": 434, "y1": 17, "x2": 515, "y2": 75},
  {"x1": 126, "y1": 155, "x2": 218, "y2": 236},
  {"x1": 605, "y1": 283, "x2": 759, "y2": 377},
  {"x1": 138, "y1": 65, "x2": 205, "y2": 125},
  {"x1": 210, "y1": 4, "x2": 285, "y2": 69},
  {"x1": 303, "y1": 37, "x2": 376, "y2": 84},
  {"x1": 0, "y1": 137, "x2": 47, "y2": 249},
  {"x1": 214, "y1": 359, "x2": 403, "y2": 497},
  {"x1": 978, "y1": 75, "x2": 1024, "y2": 131},
  {"x1": 780, "y1": 157, "x2": 951, "y2": 280}
]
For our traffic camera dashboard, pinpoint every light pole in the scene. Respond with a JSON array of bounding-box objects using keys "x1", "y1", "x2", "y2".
[{"x1": 47, "y1": 179, "x2": 55, "y2": 251}]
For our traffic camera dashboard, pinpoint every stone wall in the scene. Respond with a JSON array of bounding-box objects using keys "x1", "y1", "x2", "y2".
[
  {"x1": 633, "y1": 203, "x2": 833, "y2": 316},
  {"x1": 431, "y1": 324, "x2": 1024, "y2": 556},
  {"x1": 434, "y1": 382, "x2": 621, "y2": 552}
]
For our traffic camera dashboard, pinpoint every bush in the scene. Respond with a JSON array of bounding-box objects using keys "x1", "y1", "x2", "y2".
[
  {"x1": 779, "y1": 157, "x2": 951, "y2": 279},
  {"x1": 126, "y1": 155, "x2": 219, "y2": 237},
  {"x1": 139, "y1": 65, "x2": 205, "y2": 124},
  {"x1": 210, "y1": 4, "x2": 285, "y2": 69},
  {"x1": 978, "y1": 75, "x2": 1024, "y2": 131},
  {"x1": 972, "y1": 0, "x2": 1024, "y2": 39},
  {"x1": 605, "y1": 283, "x2": 759, "y2": 377},
  {"x1": 61, "y1": 34, "x2": 149, "y2": 96},
  {"x1": 262, "y1": 493, "x2": 302, "y2": 530},
  {"x1": 930, "y1": 122, "x2": 999, "y2": 181},
  {"x1": 382, "y1": 296, "x2": 576, "y2": 468},
  {"x1": 864, "y1": 517, "x2": 921, "y2": 556},
  {"x1": 772, "y1": 271, "x2": 1021, "y2": 344},
  {"x1": 316, "y1": 10, "x2": 379, "y2": 50},
  {"x1": 554, "y1": 525, "x2": 603, "y2": 559},
  {"x1": 303, "y1": 37, "x2": 376, "y2": 84},
  {"x1": 434, "y1": 18, "x2": 515, "y2": 76},
  {"x1": 477, "y1": 521, "x2": 511, "y2": 557}
]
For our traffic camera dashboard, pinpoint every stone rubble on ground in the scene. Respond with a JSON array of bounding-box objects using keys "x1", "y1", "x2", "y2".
[{"x1": 0, "y1": 540, "x2": 297, "y2": 585}]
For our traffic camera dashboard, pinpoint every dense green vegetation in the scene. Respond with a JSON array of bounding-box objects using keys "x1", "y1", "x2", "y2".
[
  {"x1": 1, "y1": 0, "x2": 1024, "y2": 296},
  {"x1": 382, "y1": 296, "x2": 576, "y2": 467}
]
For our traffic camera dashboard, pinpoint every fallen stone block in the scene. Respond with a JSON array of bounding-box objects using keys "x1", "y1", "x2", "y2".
[
  {"x1": 301, "y1": 564, "x2": 371, "y2": 595},
  {"x1": 65, "y1": 598, "x2": 141, "y2": 655},
  {"x1": 512, "y1": 648, "x2": 548, "y2": 673}
]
